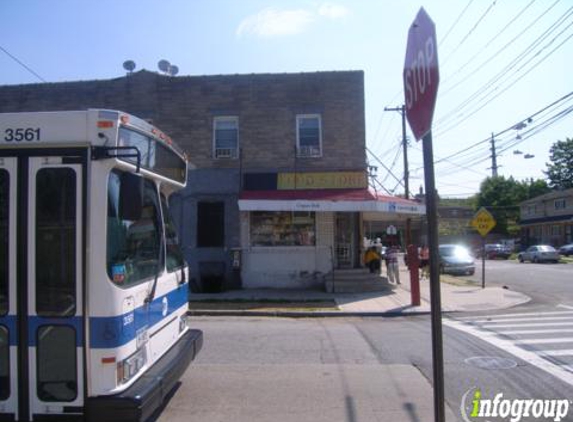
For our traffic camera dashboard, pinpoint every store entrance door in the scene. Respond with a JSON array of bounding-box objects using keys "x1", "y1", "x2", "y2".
[{"x1": 335, "y1": 213, "x2": 357, "y2": 269}]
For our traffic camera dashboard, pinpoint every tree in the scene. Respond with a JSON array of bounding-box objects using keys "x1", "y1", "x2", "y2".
[
  {"x1": 475, "y1": 177, "x2": 550, "y2": 236},
  {"x1": 545, "y1": 138, "x2": 573, "y2": 189}
]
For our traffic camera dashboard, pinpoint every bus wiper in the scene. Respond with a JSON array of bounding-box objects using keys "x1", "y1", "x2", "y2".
[{"x1": 145, "y1": 234, "x2": 163, "y2": 304}]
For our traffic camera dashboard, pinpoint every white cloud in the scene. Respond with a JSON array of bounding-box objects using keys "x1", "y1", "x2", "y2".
[
  {"x1": 236, "y1": 8, "x2": 315, "y2": 38},
  {"x1": 236, "y1": 3, "x2": 349, "y2": 38},
  {"x1": 318, "y1": 3, "x2": 349, "y2": 20}
]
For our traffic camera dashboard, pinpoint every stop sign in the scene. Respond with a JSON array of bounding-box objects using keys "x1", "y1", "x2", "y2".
[{"x1": 403, "y1": 7, "x2": 439, "y2": 141}]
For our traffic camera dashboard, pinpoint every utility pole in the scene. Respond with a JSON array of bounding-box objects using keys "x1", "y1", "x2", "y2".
[
  {"x1": 384, "y1": 105, "x2": 411, "y2": 246},
  {"x1": 489, "y1": 133, "x2": 499, "y2": 177}
]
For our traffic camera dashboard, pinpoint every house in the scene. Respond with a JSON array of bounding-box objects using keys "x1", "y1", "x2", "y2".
[
  {"x1": 519, "y1": 188, "x2": 573, "y2": 247},
  {"x1": 0, "y1": 70, "x2": 424, "y2": 290}
]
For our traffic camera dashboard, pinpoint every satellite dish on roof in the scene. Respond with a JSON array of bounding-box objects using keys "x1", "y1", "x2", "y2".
[
  {"x1": 123, "y1": 60, "x2": 136, "y2": 73},
  {"x1": 158, "y1": 59, "x2": 170, "y2": 73},
  {"x1": 168, "y1": 65, "x2": 179, "y2": 76}
]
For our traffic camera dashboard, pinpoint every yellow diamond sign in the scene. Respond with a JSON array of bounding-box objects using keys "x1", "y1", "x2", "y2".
[{"x1": 471, "y1": 207, "x2": 496, "y2": 237}]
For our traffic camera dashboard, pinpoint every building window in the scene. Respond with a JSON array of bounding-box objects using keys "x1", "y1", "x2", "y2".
[
  {"x1": 555, "y1": 198, "x2": 566, "y2": 210},
  {"x1": 197, "y1": 202, "x2": 225, "y2": 247},
  {"x1": 296, "y1": 115, "x2": 322, "y2": 158},
  {"x1": 551, "y1": 225, "x2": 561, "y2": 236},
  {"x1": 250, "y1": 211, "x2": 316, "y2": 246},
  {"x1": 213, "y1": 117, "x2": 239, "y2": 159}
]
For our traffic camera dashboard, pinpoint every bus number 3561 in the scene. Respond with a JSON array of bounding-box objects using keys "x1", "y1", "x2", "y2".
[{"x1": 4, "y1": 127, "x2": 41, "y2": 142}]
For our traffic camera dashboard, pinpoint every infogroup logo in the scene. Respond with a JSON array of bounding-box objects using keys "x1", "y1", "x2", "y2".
[{"x1": 461, "y1": 388, "x2": 570, "y2": 422}]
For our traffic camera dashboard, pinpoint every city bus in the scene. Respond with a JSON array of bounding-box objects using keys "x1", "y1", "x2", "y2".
[{"x1": 0, "y1": 109, "x2": 203, "y2": 422}]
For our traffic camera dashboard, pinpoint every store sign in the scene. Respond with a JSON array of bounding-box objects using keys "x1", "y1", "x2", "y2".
[{"x1": 277, "y1": 171, "x2": 367, "y2": 190}]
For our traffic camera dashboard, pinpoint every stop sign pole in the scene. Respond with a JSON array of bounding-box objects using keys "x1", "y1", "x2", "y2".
[{"x1": 403, "y1": 8, "x2": 444, "y2": 422}]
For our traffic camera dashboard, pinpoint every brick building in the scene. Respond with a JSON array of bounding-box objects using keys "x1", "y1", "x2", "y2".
[{"x1": 0, "y1": 70, "x2": 424, "y2": 290}]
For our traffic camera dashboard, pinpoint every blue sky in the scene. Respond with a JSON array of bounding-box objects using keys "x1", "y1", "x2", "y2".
[{"x1": 2, "y1": 0, "x2": 572, "y2": 197}]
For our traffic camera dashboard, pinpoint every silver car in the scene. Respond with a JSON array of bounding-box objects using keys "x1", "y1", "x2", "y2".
[{"x1": 518, "y1": 245, "x2": 560, "y2": 263}]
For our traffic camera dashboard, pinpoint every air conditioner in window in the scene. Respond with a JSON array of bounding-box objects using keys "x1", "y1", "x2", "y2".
[
  {"x1": 298, "y1": 146, "x2": 320, "y2": 157},
  {"x1": 215, "y1": 148, "x2": 236, "y2": 158}
]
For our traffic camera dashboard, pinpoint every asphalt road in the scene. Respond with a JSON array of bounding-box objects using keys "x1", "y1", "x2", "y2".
[
  {"x1": 459, "y1": 258, "x2": 573, "y2": 307},
  {"x1": 154, "y1": 315, "x2": 573, "y2": 422}
]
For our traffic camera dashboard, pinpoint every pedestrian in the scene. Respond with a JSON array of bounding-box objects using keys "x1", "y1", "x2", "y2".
[
  {"x1": 387, "y1": 245, "x2": 401, "y2": 284},
  {"x1": 419, "y1": 244, "x2": 430, "y2": 279},
  {"x1": 363, "y1": 246, "x2": 381, "y2": 274}
]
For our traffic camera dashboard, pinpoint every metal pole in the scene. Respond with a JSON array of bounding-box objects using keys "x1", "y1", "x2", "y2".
[
  {"x1": 482, "y1": 236, "x2": 486, "y2": 289},
  {"x1": 422, "y1": 130, "x2": 445, "y2": 422}
]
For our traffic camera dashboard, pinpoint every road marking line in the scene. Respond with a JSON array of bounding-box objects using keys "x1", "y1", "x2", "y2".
[
  {"x1": 473, "y1": 316, "x2": 573, "y2": 324},
  {"x1": 514, "y1": 337, "x2": 573, "y2": 345},
  {"x1": 539, "y1": 349, "x2": 573, "y2": 357},
  {"x1": 444, "y1": 319, "x2": 573, "y2": 387},
  {"x1": 497, "y1": 328, "x2": 573, "y2": 335},
  {"x1": 456, "y1": 310, "x2": 573, "y2": 321},
  {"x1": 558, "y1": 304, "x2": 573, "y2": 310},
  {"x1": 480, "y1": 321, "x2": 573, "y2": 329}
]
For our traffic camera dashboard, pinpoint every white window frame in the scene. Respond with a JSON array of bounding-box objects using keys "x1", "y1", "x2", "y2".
[
  {"x1": 555, "y1": 198, "x2": 566, "y2": 210},
  {"x1": 213, "y1": 116, "x2": 239, "y2": 159},
  {"x1": 296, "y1": 114, "x2": 322, "y2": 158}
]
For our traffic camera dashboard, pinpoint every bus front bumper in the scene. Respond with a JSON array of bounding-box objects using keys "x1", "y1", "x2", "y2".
[{"x1": 85, "y1": 328, "x2": 203, "y2": 422}]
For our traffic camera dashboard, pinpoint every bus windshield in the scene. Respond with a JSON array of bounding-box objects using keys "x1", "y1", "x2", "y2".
[
  {"x1": 118, "y1": 127, "x2": 186, "y2": 184},
  {"x1": 106, "y1": 170, "x2": 163, "y2": 287}
]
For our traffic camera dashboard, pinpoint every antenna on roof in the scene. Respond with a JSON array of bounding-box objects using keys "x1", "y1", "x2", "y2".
[
  {"x1": 123, "y1": 60, "x2": 136, "y2": 75},
  {"x1": 158, "y1": 59, "x2": 170, "y2": 73},
  {"x1": 158, "y1": 59, "x2": 179, "y2": 76},
  {"x1": 169, "y1": 65, "x2": 179, "y2": 76}
]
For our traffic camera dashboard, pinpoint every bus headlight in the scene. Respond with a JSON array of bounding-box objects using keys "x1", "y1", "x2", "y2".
[{"x1": 117, "y1": 347, "x2": 147, "y2": 386}]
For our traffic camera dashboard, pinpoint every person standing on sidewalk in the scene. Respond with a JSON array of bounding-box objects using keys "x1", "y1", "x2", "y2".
[
  {"x1": 419, "y1": 244, "x2": 430, "y2": 280},
  {"x1": 363, "y1": 246, "x2": 381, "y2": 274},
  {"x1": 387, "y1": 245, "x2": 401, "y2": 284}
]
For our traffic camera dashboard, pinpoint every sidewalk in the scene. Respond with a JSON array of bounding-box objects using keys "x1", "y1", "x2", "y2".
[{"x1": 188, "y1": 266, "x2": 530, "y2": 316}]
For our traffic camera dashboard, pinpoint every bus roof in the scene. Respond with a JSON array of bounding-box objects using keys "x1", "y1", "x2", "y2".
[{"x1": 0, "y1": 109, "x2": 186, "y2": 160}]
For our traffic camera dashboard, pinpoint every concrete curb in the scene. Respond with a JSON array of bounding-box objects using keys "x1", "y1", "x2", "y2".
[{"x1": 188, "y1": 309, "x2": 436, "y2": 318}]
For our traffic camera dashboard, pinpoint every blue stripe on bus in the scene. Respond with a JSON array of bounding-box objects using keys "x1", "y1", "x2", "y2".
[
  {"x1": 89, "y1": 285, "x2": 188, "y2": 349},
  {"x1": 0, "y1": 315, "x2": 83, "y2": 347},
  {"x1": 0, "y1": 284, "x2": 188, "y2": 348}
]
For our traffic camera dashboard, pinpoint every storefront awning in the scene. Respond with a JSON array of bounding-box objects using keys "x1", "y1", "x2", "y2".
[{"x1": 238, "y1": 189, "x2": 426, "y2": 215}]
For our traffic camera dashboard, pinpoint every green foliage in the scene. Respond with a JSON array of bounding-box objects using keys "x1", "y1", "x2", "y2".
[
  {"x1": 475, "y1": 176, "x2": 550, "y2": 235},
  {"x1": 545, "y1": 138, "x2": 573, "y2": 190}
]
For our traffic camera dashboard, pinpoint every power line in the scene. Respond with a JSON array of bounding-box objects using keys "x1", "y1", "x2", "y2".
[
  {"x1": 441, "y1": 0, "x2": 500, "y2": 67},
  {"x1": 0, "y1": 44, "x2": 46, "y2": 83},
  {"x1": 439, "y1": 0, "x2": 476, "y2": 46},
  {"x1": 435, "y1": 4, "x2": 573, "y2": 135}
]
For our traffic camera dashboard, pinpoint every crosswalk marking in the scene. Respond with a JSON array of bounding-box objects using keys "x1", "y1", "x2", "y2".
[
  {"x1": 473, "y1": 316, "x2": 573, "y2": 324},
  {"x1": 540, "y1": 350, "x2": 573, "y2": 357},
  {"x1": 445, "y1": 307, "x2": 573, "y2": 387},
  {"x1": 514, "y1": 337, "x2": 573, "y2": 345},
  {"x1": 456, "y1": 310, "x2": 573, "y2": 321},
  {"x1": 480, "y1": 321, "x2": 573, "y2": 329},
  {"x1": 498, "y1": 328, "x2": 573, "y2": 335}
]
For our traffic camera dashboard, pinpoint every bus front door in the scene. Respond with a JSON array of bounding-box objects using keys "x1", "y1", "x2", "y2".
[{"x1": 0, "y1": 153, "x2": 85, "y2": 422}]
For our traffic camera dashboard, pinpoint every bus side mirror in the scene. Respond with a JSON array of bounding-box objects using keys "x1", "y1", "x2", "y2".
[{"x1": 119, "y1": 173, "x2": 144, "y2": 220}]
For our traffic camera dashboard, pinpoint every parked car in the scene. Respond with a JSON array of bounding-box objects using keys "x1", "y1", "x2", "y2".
[
  {"x1": 518, "y1": 245, "x2": 560, "y2": 263},
  {"x1": 438, "y1": 244, "x2": 475, "y2": 275},
  {"x1": 484, "y1": 243, "x2": 511, "y2": 259},
  {"x1": 558, "y1": 243, "x2": 573, "y2": 257}
]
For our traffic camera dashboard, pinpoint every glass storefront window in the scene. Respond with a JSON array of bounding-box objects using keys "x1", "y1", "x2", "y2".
[{"x1": 250, "y1": 211, "x2": 315, "y2": 247}]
